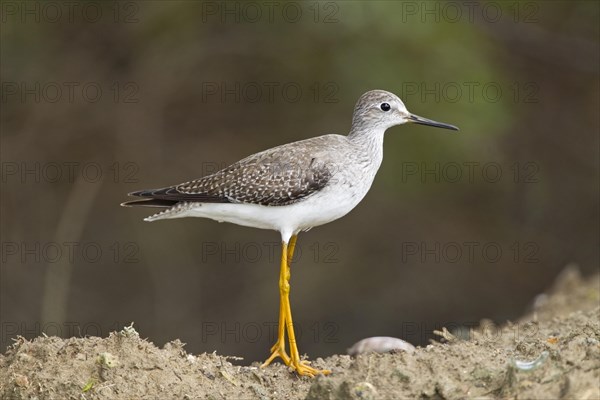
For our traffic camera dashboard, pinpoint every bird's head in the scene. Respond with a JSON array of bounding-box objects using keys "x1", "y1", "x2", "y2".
[{"x1": 351, "y1": 90, "x2": 459, "y2": 132}]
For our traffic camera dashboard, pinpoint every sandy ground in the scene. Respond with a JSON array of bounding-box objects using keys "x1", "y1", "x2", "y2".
[{"x1": 1, "y1": 266, "x2": 598, "y2": 400}]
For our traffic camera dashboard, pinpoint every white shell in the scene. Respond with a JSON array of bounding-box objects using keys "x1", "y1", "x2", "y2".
[{"x1": 347, "y1": 336, "x2": 416, "y2": 356}]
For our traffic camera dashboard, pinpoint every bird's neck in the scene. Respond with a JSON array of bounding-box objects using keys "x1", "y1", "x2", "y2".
[{"x1": 348, "y1": 126, "x2": 386, "y2": 160}]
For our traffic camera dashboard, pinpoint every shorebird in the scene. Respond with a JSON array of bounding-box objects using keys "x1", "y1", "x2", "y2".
[{"x1": 122, "y1": 90, "x2": 458, "y2": 376}]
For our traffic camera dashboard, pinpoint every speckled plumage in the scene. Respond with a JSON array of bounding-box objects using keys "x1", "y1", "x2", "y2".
[{"x1": 127, "y1": 136, "x2": 336, "y2": 207}]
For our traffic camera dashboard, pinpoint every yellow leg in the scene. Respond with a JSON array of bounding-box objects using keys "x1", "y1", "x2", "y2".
[
  {"x1": 261, "y1": 235, "x2": 330, "y2": 376},
  {"x1": 261, "y1": 236, "x2": 295, "y2": 367}
]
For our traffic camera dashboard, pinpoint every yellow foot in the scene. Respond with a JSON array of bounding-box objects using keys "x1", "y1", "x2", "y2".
[
  {"x1": 291, "y1": 358, "x2": 331, "y2": 377},
  {"x1": 261, "y1": 341, "x2": 290, "y2": 368},
  {"x1": 261, "y1": 347, "x2": 331, "y2": 377}
]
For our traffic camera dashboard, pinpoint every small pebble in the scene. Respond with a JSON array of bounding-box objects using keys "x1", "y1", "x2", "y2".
[
  {"x1": 347, "y1": 336, "x2": 416, "y2": 356},
  {"x1": 14, "y1": 373, "x2": 29, "y2": 387}
]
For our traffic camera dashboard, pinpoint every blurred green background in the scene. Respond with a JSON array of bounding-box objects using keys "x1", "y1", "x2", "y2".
[{"x1": 1, "y1": 1, "x2": 598, "y2": 363}]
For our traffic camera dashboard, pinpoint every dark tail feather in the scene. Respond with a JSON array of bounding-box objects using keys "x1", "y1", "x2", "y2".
[{"x1": 121, "y1": 199, "x2": 179, "y2": 208}]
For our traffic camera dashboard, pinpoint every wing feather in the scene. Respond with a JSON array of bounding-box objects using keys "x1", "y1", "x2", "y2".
[{"x1": 126, "y1": 141, "x2": 333, "y2": 207}]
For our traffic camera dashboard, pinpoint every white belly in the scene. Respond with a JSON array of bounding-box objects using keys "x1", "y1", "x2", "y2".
[{"x1": 145, "y1": 180, "x2": 370, "y2": 242}]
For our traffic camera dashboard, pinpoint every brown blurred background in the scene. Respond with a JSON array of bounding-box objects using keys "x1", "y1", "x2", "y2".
[{"x1": 1, "y1": 1, "x2": 598, "y2": 363}]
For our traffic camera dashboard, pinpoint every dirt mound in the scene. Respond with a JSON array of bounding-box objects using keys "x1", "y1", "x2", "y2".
[{"x1": 1, "y1": 268, "x2": 598, "y2": 400}]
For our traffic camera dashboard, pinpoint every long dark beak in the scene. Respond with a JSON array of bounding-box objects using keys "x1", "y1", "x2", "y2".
[{"x1": 407, "y1": 114, "x2": 459, "y2": 131}]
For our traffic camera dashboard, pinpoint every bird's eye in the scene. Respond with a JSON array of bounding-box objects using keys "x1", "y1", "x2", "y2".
[{"x1": 380, "y1": 103, "x2": 391, "y2": 111}]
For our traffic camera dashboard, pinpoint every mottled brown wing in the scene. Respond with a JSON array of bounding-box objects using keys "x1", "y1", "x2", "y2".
[{"x1": 127, "y1": 146, "x2": 332, "y2": 206}]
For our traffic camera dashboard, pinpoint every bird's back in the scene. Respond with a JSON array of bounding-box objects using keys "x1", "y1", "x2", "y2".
[{"x1": 123, "y1": 134, "x2": 362, "y2": 209}]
